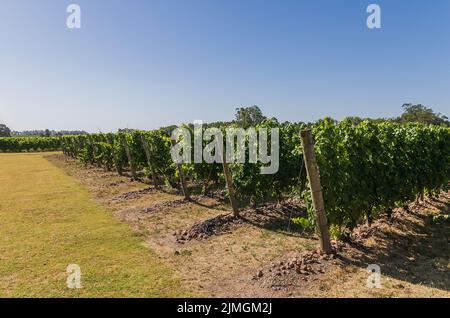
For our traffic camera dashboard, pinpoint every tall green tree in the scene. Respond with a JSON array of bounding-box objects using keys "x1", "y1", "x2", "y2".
[
  {"x1": 234, "y1": 105, "x2": 267, "y2": 128},
  {"x1": 398, "y1": 103, "x2": 449, "y2": 126},
  {"x1": 0, "y1": 124, "x2": 11, "y2": 137}
]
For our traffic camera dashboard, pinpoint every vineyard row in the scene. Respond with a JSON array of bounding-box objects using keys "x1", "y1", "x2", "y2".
[{"x1": 2, "y1": 119, "x2": 449, "y2": 234}]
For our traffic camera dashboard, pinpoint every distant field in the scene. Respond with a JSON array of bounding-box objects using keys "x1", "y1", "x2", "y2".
[{"x1": 0, "y1": 153, "x2": 187, "y2": 297}]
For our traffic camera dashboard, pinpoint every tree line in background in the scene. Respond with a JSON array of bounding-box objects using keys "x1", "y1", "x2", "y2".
[
  {"x1": 160, "y1": 103, "x2": 449, "y2": 132},
  {"x1": 0, "y1": 103, "x2": 448, "y2": 138},
  {"x1": 11, "y1": 129, "x2": 87, "y2": 137},
  {"x1": 231, "y1": 103, "x2": 450, "y2": 128},
  {"x1": 0, "y1": 125, "x2": 86, "y2": 138}
]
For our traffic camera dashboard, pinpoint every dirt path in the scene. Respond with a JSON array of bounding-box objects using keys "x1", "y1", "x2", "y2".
[
  {"x1": 45, "y1": 154, "x2": 450, "y2": 297},
  {"x1": 0, "y1": 153, "x2": 188, "y2": 297}
]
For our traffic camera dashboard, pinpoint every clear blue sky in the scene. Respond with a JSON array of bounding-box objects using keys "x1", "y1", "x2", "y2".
[{"x1": 0, "y1": 0, "x2": 449, "y2": 132}]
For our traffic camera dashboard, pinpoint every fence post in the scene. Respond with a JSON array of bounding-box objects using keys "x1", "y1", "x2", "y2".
[
  {"x1": 141, "y1": 135, "x2": 159, "y2": 187},
  {"x1": 108, "y1": 135, "x2": 122, "y2": 175},
  {"x1": 88, "y1": 137, "x2": 96, "y2": 165},
  {"x1": 171, "y1": 139, "x2": 190, "y2": 200},
  {"x1": 300, "y1": 129, "x2": 332, "y2": 254},
  {"x1": 72, "y1": 138, "x2": 78, "y2": 158},
  {"x1": 121, "y1": 133, "x2": 137, "y2": 180},
  {"x1": 219, "y1": 141, "x2": 239, "y2": 217},
  {"x1": 92, "y1": 141, "x2": 102, "y2": 168}
]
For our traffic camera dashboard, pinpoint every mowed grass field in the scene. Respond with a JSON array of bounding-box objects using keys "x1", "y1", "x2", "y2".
[{"x1": 0, "y1": 153, "x2": 188, "y2": 297}]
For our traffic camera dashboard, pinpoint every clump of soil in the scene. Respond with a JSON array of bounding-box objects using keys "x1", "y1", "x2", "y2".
[
  {"x1": 349, "y1": 206, "x2": 411, "y2": 245},
  {"x1": 174, "y1": 214, "x2": 242, "y2": 243},
  {"x1": 349, "y1": 223, "x2": 379, "y2": 245},
  {"x1": 112, "y1": 187, "x2": 157, "y2": 201},
  {"x1": 118, "y1": 199, "x2": 192, "y2": 224},
  {"x1": 203, "y1": 190, "x2": 228, "y2": 202},
  {"x1": 174, "y1": 198, "x2": 307, "y2": 244},
  {"x1": 108, "y1": 180, "x2": 126, "y2": 187},
  {"x1": 143, "y1": 198, "x2": 190, "y2": 213},
  {"x1": 240, "y1": 198, "x2": 307, "y2": 226},
  {"x1": 254, "y1": 241, "x2": 344, "y2": 289}
]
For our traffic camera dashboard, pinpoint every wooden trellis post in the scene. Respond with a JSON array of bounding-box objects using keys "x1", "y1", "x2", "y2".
[
  {"x1": 300, "y1": 129, "x2": 332, "y2": 254},
  {"x1": 171, "y1": 139, "x2": 190, "y2": 200},
  {"x1": 72, "y1": 138, "x2": 78, "y2": 158},
  {"x1": 219, "y1": 141, "x2": 239, "y2": 217},
  {"x1": 93, "y1": 141, "x2": 102, "y2": 168},
  {"x1": 121, "y1": 133, "x2": 137, "y2": 180},
  {"x1": 107, "y1": 135, "x2": 122, "y2": 175},
  {"x1": 141, "y1": 135, "x2": 159, "y2": 187},
  {"x1": 88, "y1": 137, "x2": 95, "y2": 165},
  {"x1": 98, "y1": 135, "x2": 109, "y2": 171}
]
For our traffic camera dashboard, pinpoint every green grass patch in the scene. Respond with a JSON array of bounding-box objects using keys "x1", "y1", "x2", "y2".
[{"x1": 0, "y1": 153, "x2": 189, "y2": 297}]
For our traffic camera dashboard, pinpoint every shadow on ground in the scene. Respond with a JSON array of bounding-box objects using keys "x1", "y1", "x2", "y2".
[{"x1": 340, "y1": 192, "x2": 450, "y2": 292}]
